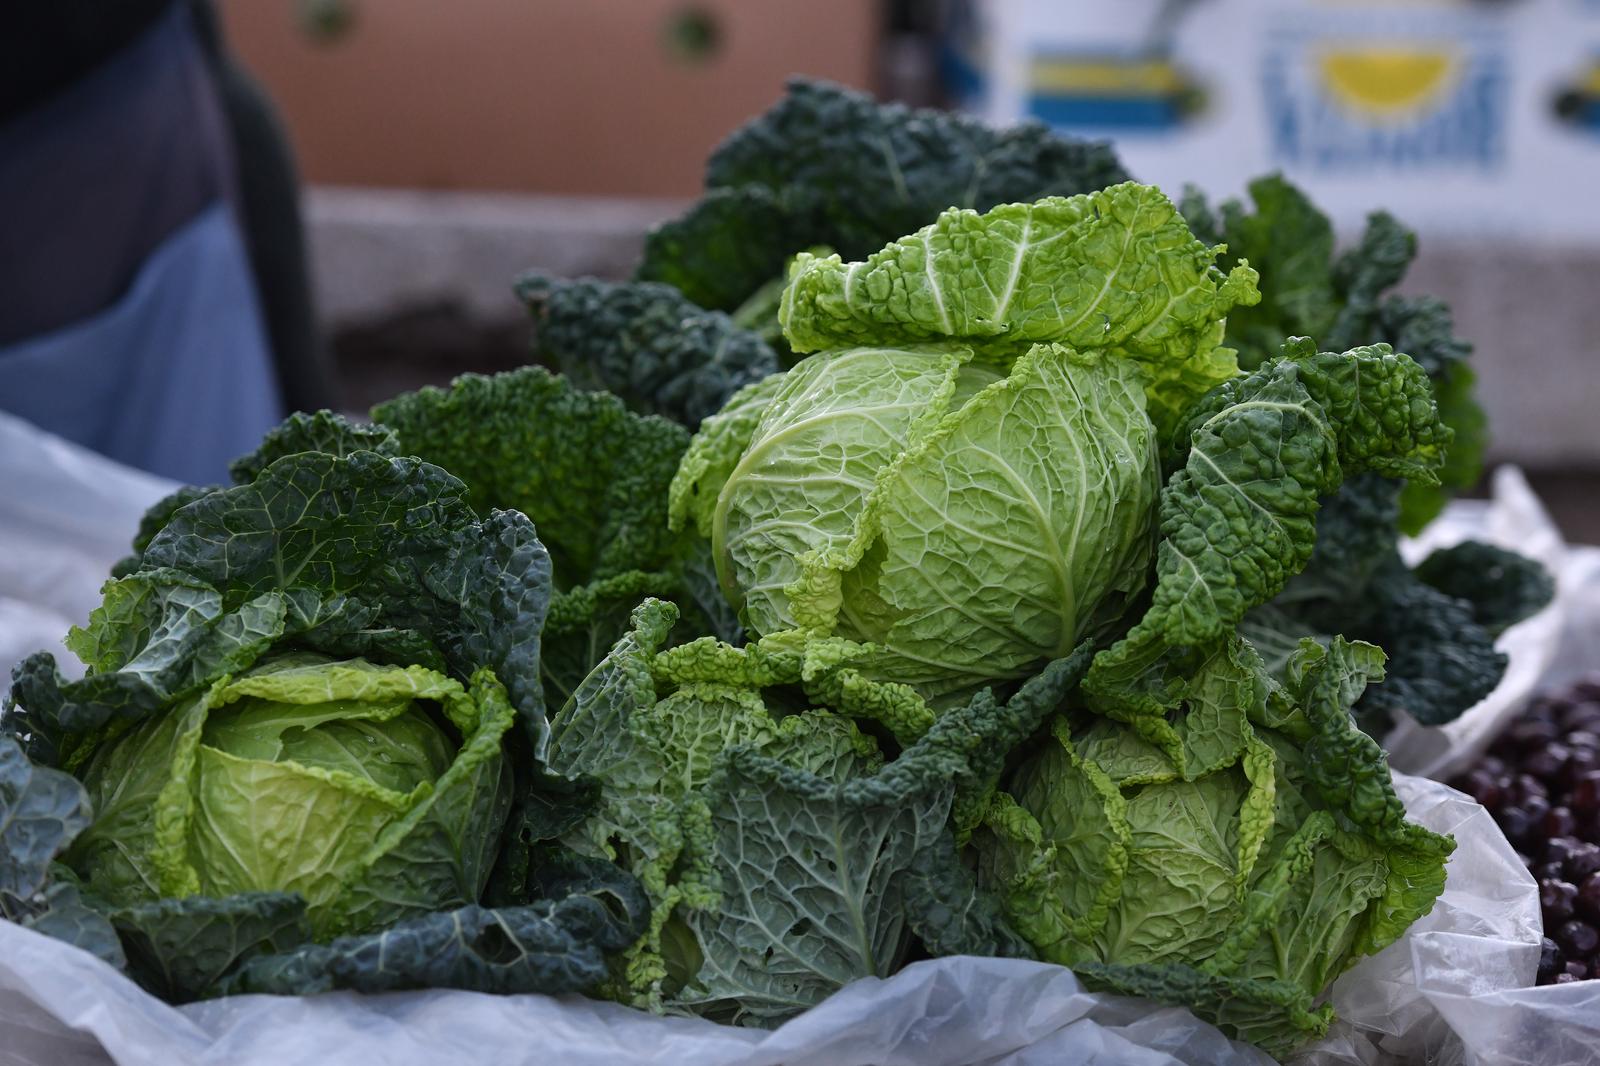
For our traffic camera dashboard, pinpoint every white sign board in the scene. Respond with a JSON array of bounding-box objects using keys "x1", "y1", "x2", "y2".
[{"x1": 944, "y1": 0, "x2": 1600, "y2": 240}]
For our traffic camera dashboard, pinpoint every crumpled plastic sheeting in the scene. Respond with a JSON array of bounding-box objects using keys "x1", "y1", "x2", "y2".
[
  {"x1": 1384, "y1": 466, "x2": 1570, "y2": 780},
  {"x1": 1293, "y1": 774, "x2": 1542, "y2": 1066},
  {"x1": 1392, "y1": 517, "x2": 1600, "y2": 1066},
  {"x1": 0, "y1": 775, "x2": 1538, "y2": 1066},
  {"x1": 0, "y1": 930, "x2": 1275, "y2": 1066},
  {"x1": 0, "y1": 411, "x2": 178, "y2": 693}
]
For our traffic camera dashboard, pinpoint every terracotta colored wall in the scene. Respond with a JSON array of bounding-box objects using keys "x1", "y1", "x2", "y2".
[{"x1": 222, "y1": 1, "x2": 880, "y2": 196}]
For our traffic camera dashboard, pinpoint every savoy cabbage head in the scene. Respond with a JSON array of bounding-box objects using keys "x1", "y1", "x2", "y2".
[
  {"x1": 673, "y1": 182, "x2": 1449, "y2": 717},
  {"x1": 1, "y1": 413, "x2": 648, "y2": 1002},
  {"x1": 979, "y1": 636, "x2": 1455, "y2": 1057},
  {"x1": 67, "y1": 651, "x2": 513, "y2": 941},
  {"x1": 544, "y1": 598, "x2": 1094, "y2": 1023}
]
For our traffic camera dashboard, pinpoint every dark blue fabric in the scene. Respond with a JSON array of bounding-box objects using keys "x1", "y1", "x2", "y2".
[
  {"x1": 0, "y1": 5, "x2": 231, "y2": 345},
  {"x1": 0, "y1": 4, "x2": 283, "y2": 484},
  {"x1": 0, "y1": 203, "x2": 284, "y2": 485}
]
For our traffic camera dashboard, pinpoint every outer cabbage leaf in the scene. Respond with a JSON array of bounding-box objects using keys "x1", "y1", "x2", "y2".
[
  {"x1": 980, "y1": 637, "x2": 1453, "y2": 1058},
  {"x1": 1085, "y1": 341, "x2": 1449, "y2": 749},
  {"x1": 779, "y1": 183, "x2": 1259, "y2": 436},
  {"x1": 226, "y1": 410, "x2": 402, "y2": 485},
  {"x1": 1413, "y1": 540, "x2": 1556, "y2": 637},
  {"x1": 515, "y1": 274, "x2": 780, "y2": 429},
  {"x1": 1180, "y1": 175, "x2": 1337, "y2": 371},
  {"x1": 1324, "y1": 213, "x2": 1415, "y2": 352},
  {"x1": 1183, "y1": 175, "x2": 1485, "y2": 532},
  {"x1": 221, "y1": 863, "x2": 649, "y2": 997},
  {"x1": 1256, "y1": 477, "x2": 1550, "y2": 730},
  {"x1": 677, "y1": 643, "x2": 1095, "y2": 1024},
  {"x1": 6, "y1": 572, "x2": 289, "y2": 767},
  {"x1": 637, "y1": 184, "x2": 806, "y2": 314},
  {"x1": 1397, "y1": 360, "x2": 1485, "y2": 533},
  {"x1": 704, "y1": 345, "x2": 980, "y2": 637},
  {"x1": 116, "y1": 411, "x2": 405, "y2": 575},
  {"x1": 102, "y1": 451, "x2": 553, "y2": 746},
  {"x1": 112, "y1": 892, "x2": 309, "y2": 1003},
  {"x1": 668, "y1": 372, "x2": 792, "y2": 541},
  {"x1": 1274, "y1": 473, "x2": 1400, "y2": 606},
  {"x1": 0, "y1": 736, "x2": 124, "y2": 966},
  {"x1": 544, "y1": 600, "x2": 884, "y2": 1009},
  {"x1": 1311, "y1": 556, "x2": 1507, "y2": 732},
  {"x1": 547, "y1": 599, "x2": 1092, "y2": 1021},
  {"x1": 372, "y1": 367, "x2": 713, "y2": 707},
  {"x1": 373, "y1": 368, "x2": 684, "y2": 589},
  {"x1": 637, "y1": 77, "x2": 1129, "y2": 315}
]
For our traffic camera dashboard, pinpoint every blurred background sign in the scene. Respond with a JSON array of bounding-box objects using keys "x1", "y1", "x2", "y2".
[{"x1": 943, "y1": 0, "x2": 1600, "y2": 240}]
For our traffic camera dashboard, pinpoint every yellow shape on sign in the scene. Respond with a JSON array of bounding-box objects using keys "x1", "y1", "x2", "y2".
[{"x1": 1318, "y1": 49, "x2": 1455, "y2": 117}]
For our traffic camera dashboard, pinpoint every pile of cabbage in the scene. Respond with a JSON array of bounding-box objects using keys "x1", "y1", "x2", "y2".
[{"x1": 2, "y1": 83, "x2": 1552, "y2": 1061}]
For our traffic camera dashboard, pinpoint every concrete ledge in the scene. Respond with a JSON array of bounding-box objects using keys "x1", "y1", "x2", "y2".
[
  {"x1": 304, "y1": 187, "x2": 1600, "y2": 468},
  {"x1": 305, "y1": 187, "x2": 684, "y2": 323},
  {"x1": 1404, "y1": 241, "x2": 1600, "y2": 469}
]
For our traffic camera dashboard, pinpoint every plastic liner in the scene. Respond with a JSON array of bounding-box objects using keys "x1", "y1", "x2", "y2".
[
  {"x1": 0, "y1": 411, "x2": 178, "y2": 691},
  {"x1": 0, "y1": 773, "x2": 1538, "y2": 1066}
]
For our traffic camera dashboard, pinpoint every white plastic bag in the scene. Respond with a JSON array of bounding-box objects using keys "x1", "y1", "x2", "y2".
[
  {"x1": 0, "y1": 774, "x2": 1539, "y2": 1066},
  {"x1": 0, "y1": 412, "x2": 178, "y2": 691},
  {"x1": 1298, "y1": 774, "x2": 1542, "y2": 1066},
  {"x1": 0, "y1": 930, "x2": 1276, "y2": 1066}
]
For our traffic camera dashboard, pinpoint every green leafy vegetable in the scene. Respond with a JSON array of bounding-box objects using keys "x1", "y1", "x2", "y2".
[
  {"x1": 222, "y1": 861, "x2": 648, "y2": 996},
  {"x1": 371, "y1": 367, "x2": 733, "y2": 708},
  {"x1": 0, "y1": 736, "x2": 125, "y2": 967},
  {"x1": 113, "y1": 893, "x2": 309, "y2": 1003},
  {"x1": 1413, "y1": 540, "x2": 1557, "y2": 637},
  {"x1": 978, "y1": 637, "x2": 1453, "y2": 1057},
  {"x1": 1252, "y1": 477, "x2": 1551, "y2": 732},
  {"x1": 668, "y1": 185, "x2": 1264, "y2": 703},
  {"x1": 780, "y1": 183, "x2": 1259, "y2": 436},
  {"x1": 3, "y1": 420, "x2": 648, "y2": 1002},
  {"x1": 702, "y1": 344, "x2": 1157, "y2": 701},
  {"x1": 516, "y1": 275, "x2": 780, "y2": 429},
  {"x1": 545, "y1": 599, "x2": 1092, "y2": 1022},
  {"x1": 67, "y1": 655, "x2": 514, "y2": 940},
  {"x1": 638, "y1": 77, "x2": 1130, "y2": 316},
  {"x1": 1084, "y1": 340, "x2": 1451, "y2": 753},
  {"x1": 1182, "y1": 173, "x2": 1484, "y2": 533}
]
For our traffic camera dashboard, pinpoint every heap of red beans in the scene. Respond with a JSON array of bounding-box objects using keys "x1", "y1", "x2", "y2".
[{"x1": 1450, "y1": 674, "x2": 1600, "y2": 985}]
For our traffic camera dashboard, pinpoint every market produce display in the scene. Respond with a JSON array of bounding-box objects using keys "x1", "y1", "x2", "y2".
[
  {"x1": 1451, "y1": 676, "x2": 1600, "y2": 986},
  {"x1": 0, "y1": 78, "x2": 1558, "y2": 1062}
]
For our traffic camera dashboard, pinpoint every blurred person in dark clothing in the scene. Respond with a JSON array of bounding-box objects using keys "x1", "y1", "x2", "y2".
[{"x1": 0, "y1": 0, "x2": 333, "y2": 484}]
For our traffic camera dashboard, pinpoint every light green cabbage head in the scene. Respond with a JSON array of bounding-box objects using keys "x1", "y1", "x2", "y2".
[
  {"x1": 68, "y1": 653, "x2": 515, "y2": 939},
  {"x1": 670, "y1": 183, "x2": 1260, "y2": 700},
  {"x1": 693, "y1": 344, "x2": 1160, "y2": 699}
]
